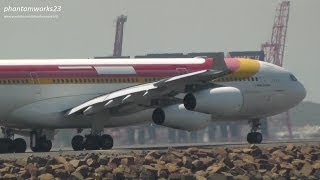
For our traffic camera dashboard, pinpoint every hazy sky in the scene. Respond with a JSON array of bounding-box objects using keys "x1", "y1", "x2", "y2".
[{"x1": 0, "y1": 0, "x2": 319, "y2": 103}]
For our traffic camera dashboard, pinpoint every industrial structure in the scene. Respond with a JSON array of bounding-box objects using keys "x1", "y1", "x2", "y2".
[
  {"x1": 113, "y1": 15, "x2": 127, "y2": 57},
  {"x1": 261, "y1": 1, "x2": 292, "y2": 139}
]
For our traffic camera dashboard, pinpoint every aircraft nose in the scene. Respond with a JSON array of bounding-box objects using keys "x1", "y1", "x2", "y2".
[{"x1": 295, "y1": 81, "x2": 306, "y2": 103}]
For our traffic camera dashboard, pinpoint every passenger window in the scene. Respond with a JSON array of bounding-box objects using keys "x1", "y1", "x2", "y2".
[{"x1": 255, "y1": 77, "x2": 258, "y2": 81}]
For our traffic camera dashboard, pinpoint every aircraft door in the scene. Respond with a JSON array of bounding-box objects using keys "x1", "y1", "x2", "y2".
[
  {"x1": 176, "y1": 68, "x2": 188, "y2": 75},
  {"x1": 30, "y1": 72, "x2": 41, "y2": 98}
]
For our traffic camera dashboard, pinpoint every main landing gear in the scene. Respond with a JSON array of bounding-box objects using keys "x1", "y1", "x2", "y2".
[
  {"x1": 0, "y1": 128, "x2": 27, "y2": 154},
  {"x1": 71, "y1": 129, "x2": 113, "y2": 151},
  {"x1": 247, "y1": 119, "x2": 263, "y2": 144},
  {"x1": 30, "y1": 130, "x2": 52, "y2": 152}
]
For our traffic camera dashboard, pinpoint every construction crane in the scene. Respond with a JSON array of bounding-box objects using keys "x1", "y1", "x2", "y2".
[
  {"x1": 113, "y1": 15, "x2": 127, "y2": 57},
  {"x1": 261, "y1": 1, "x2": 292, "y2": 139}
]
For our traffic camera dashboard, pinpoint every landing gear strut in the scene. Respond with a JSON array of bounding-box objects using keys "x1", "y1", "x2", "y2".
[
  {"x1": 30, "y1": 130, "x2": 52, "y2": 152},
  {"x1": 247, "y1": 119, "x2": 263, "y2": 144},
  {"x1": 0, "y1": 127, "x2": 27, "y2": 153}
]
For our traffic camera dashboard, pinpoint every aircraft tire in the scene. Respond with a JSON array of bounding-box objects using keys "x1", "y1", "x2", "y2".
[
  {"x1": 0, "y1": 138, "x2": 14, "y2": 153},
  {"x1": 247, "y1": 132, "x2": 254, "y2": 144},
  {"x1": 247, "y1": 132, "x2": 263, "y2": 144},
  {"x1": 84, "y1": 135, "x2": 100, "y2": 150},
  {"x1": 99, "y1": 134, "x2": 113, "y2": 150},
  {"x1": 13, "y1": 138, "x2": 27, "y2": 153},
  {"x1": 72, "y1": 135, "x2": 84, "y2": 151},
  {"x1": 253, "y1": 132, "x2": 263, "y2": 144},
  {"x1": 31, "y1": 138, "x2": 52, "y2": 152}
]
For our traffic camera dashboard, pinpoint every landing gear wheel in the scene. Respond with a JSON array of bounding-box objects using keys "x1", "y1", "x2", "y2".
[
  {"x1": 72, "y1": 135, "x2": 84, "y2": 151},
  {"x1": 13, "y1": 138, "x2": 27, "y2": 153},
  {"x1": 0, "y1": 138, "x2": 14, "y2": 153},
  {"x1": 247, "y1": 132, "x2": 254, "y2": 144},
  {"x1": 99, "y1": 134, "x2": 113, "y2": 150},
  {"x1": 84, "y1": 135, "x2": 100, "y2": 150},
  {"x1": 247, "y1": 132, "x2": 263, "y2": 144},
  {"x1": 31, "y1": 136, "x2": 52, "y2": 152}
]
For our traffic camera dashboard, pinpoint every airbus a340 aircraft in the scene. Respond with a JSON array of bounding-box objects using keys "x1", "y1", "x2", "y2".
[{"x1": 0, "y1": 57, "x2": 305, "y2": 153}]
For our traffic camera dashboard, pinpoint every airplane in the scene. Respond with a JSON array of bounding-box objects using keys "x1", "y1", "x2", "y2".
[{"x1": 0, "y1": 57, "x2": 306, "y2": 153}]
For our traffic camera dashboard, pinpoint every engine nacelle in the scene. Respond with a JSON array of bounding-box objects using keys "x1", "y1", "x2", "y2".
[
  {"x1": 152, "y1": 104, "x2": 210, "y2": 131},
  {"x1": 183, "y1": 87, "x2": 243, "y2": 116}
]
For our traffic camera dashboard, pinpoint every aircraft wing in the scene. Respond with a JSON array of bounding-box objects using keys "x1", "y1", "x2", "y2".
[{"x1": 66, "y1": 69, "x2": 230, "y2": 116}]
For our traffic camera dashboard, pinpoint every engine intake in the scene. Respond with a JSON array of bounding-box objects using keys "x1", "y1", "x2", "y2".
[
  {"x1": 151, "y1": 104, "x2": 210, "y2": 131},
  {"x1": 183, "y1": 87, "x2": 243, "y2": 116}
]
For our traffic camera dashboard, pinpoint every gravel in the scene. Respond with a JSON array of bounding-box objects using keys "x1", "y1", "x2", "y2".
[{"x1": 0, "y1": 143, "x2": 320, "y2": 179}]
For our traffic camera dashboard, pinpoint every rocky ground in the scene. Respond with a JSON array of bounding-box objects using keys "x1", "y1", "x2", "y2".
[{"x1": 0, "y1": 144, "x2": 320, "y2": 179}]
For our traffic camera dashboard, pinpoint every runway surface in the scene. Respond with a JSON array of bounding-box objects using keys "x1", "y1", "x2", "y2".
[{"x1": 1, "y1": 139, "x2": 319, "y2": 159}]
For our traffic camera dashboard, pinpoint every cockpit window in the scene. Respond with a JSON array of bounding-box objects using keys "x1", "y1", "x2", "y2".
[{"x1": 290, "y1": 74, "x2": 297, "y2": 81}]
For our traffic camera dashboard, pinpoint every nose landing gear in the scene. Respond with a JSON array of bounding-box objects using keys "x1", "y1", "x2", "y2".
[{"x1": 247, "y1": 119, "x2": 263, "y2": 144}]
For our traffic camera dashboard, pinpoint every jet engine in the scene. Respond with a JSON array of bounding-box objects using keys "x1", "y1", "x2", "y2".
[
  {"x1": 183, "y1": 87, "x2": 243, "y2": 116},
  {"x1": 152, "y1": 104, "x2": 210, "y2": 131}
]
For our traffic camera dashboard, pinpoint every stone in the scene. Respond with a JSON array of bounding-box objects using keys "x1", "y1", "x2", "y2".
[
  {"x1": 38, "y1": 173, "x2": 55, "y2": 180},
  {"x1": 278, "y1": 169, "x2": 289, "y2": 177},
  {"x1": 120, "y1": 156, "x2": 135, "y2": 166},
  {"x1": 97, "y1": 155, "x2": 109, "y2": 165},
  {"x1": 207, "y1": 173, "x2": 229, "y2": 180},
  {"x1": 2, "y1": 174, "x2": 17, "y2": 179},
  {"x1": 195, "y1": 175, "x2": 206, "y2": 180},
  {"x1": 206, "y1": 163, "x2": 226, "y2": 174},
  {"x1": 286, "y1": 144, "x2": 296, "y2": 151},
  {"x1": 300, "y1": 162, "x2": 313, "y2": 176},
  {"x1": 301, "y1": 146, "x2": 314, "y2": 155},
  {"x1": 158, "y1": 169, "x2": 169, "y2": 179},
  {"x1": 140, "y1": 168, "x2": 157, "y2": 180},
  {"x1": 27, "y1": 156, "x2": 48, "y2": 167},
  {"x1": 71, "y1": 171, "x2": 84, "y2": 180},
  {"x1": 213, "y1": 147, "x2": 227, "y2": 158},
  {"x1": 179, "y1": 167, "x2": 191, "y2": 174},
  {"x1": 242, "y1": 148, "x2": 252, "y2": 154},
  {"x1": 147, "y1": 151, "x2": 162, "y2": 159},
  {"x1": 69, "y1": 159, "x2": 80, "y2": 168},
  {"x1": 112, "y1": 172, "x2": 125, "y2": 180},
  {"x1": 75, "y1": 165, "x2": 89, "y2": 178},
  {"x1": 186, "y1": 147, "x2": 199, "y2": 154},
  {"x1": 54, "y1": 169, "x2": 69, "y2": 179},
  {"x1": 109, "y1": 157, "x2": 121, "y2": 166},
  {"x1": 313, "y1": 161, "x2": 320, "y2": 169},
  {"x1": 65, "y1": 163, "x2": 75, "y2": 173},
  {"x1": 192, "y1": 160, "x2": 204, "y2": 171},
  {"x1": 292, "y1": 159, "x2": 306, "y2": 169},
  {"x1": 195, "y1": 170, "x2": 207, "y2": 177},
  {"x1": 230, "y1": 167, "x2": 246, "y2": 176},
  {"x1": 25, "y1": 163, "x2": 38, "y2": 177},
  {"x1": 166, "y1": 163, "x2": 179, "y2": 173},
  {"x1": 50, "y1": 164, "x2": 65, "y2": 170},
  {"x1": 18, "y1": 170, "x2": 30, "y2": 179},
  {"x1": 15, "y1": 158, "x2": 27, "y2": 167},
  {"x1": 182, "y1": 156, "x2": 193, "y2": 169},
  {"x1": 54, "y1": 156, "x2": 67, "y2": 164},
  {"x1": 168, "y1": 173, "x2": 181, "y2": 180},
  {"x1": 86, "y1": 158, "x2": 97, "y2": 168},
  {"x1": 241, "y1": 154, "x2": 255, "y2": 164},
  {"x1": 171, "y1": 151, "x2": 184, "y2": 158}
]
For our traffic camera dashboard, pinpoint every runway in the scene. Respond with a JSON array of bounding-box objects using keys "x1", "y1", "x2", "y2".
[{"x1": 1, "y1": 139, "x2": 319, "y2": 159}]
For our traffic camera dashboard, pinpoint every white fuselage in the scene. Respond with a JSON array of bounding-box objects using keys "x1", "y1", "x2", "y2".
[{"x1": 0, "y1": 58, "x2": 306, "y2": 129}]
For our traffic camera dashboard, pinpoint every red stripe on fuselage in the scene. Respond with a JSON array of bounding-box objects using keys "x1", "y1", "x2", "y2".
[{"x1": 0, "y1": 58, "x2": 213, "y2": 79}]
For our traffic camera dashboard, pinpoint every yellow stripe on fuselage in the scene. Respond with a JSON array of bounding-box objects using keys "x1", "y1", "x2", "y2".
[{"x1": 227, "y1": 58, "x2": 260, "y2": 79}]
